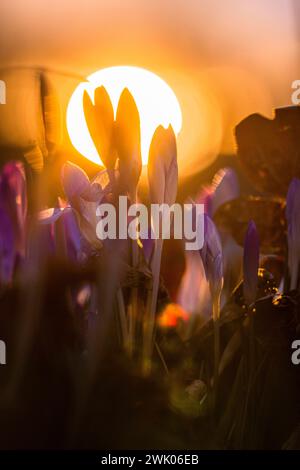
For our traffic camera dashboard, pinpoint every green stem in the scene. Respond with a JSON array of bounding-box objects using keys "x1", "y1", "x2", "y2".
[
  {"x1": 143, "y1": 238, "x2": 163, "y2": 374},
  {"x1": 128, "y1": 190, "x2": 139, "y2": 357}
]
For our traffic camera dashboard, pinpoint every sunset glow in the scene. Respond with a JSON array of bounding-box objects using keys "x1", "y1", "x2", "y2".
[{"x1": 67, "y1": 66, "x2": 182, "y2": 165}]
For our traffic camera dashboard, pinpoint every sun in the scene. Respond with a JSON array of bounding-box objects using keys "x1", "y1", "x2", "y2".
[{"x1": 66, "y1": 66, "x2": 182, "y2": 166}]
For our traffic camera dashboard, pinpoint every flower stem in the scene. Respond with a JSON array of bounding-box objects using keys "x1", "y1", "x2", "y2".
[
  {"x1": 128, "y1": 190, "x2": 139, "y2": 356},
  {"x1": 143, "y1": 238, "x2": 163, "y2": 374}
]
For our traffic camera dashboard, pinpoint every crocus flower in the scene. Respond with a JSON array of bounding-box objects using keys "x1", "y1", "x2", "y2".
[
  {"x1": 58, "y1": 206, "x2": 82, "y2": 262},
  {"x1": 83, "y1": 86, "x2": 115, "y2": 178},
  {"x1": 0, "y1": 206, "x2": 15, "y2": 284},
  {"x1": 243, "y1": 220, "x2": 259, "y2": 306},
  {"x1": 38, "y1": 206, "x2": 82, "y2": 262},
  {"x1": 147, "y1": 125, "x2": 178, "y2": 272},
  {"x1": 200, "y1": 214, "x2": 223, "y2": 304},
  {"x1": 286, "y1": 178, "x2": 300, "y2": 289},
  {"x1": 195, "y1": 169, "x2": 241, "y2": 305},
  {"x1": 61, "y1": 161, "x2": 104, "y2": 250},
  {"x1": 195, "y1": 167, "x2": 239, "y2": 218},
  {"x1": 200, "y1": 214, "x2": 223, "y2": 389},
  {"x1": 61, "y1": 160, "x2": 102, "y2": 203},
  {"x1": 143, "y1": 125, "x2": 178, "y2": 370},
  {"x1": 0, "y1": 161, "x2": 27, "y2": 283},
  {"x1": 148, "y1": 125, "x2": 178, "y2": 209},
  {"x1": 221, "y1": 232, "x2": 243, "y2": 302},
  {"x1": 115, "y1": 88, "x2": 142, "y2": 198},
  {"x1": 114, "y1": 89, "x2": 143, "y2": 355},
  {"x1": 195, "y1": 185, "x2": 213, "y2": 217},
  {"x1": 27, "y1": 217, "x2": 56, "y2": 265},
  {"x1": 0, "y1": 161, "x2": 27, "y2": 257},
  {"x1": 211, "y1": 167, "x2": 239, "y2": 215}
]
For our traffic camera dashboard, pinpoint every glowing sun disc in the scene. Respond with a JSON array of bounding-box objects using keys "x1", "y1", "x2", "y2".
[{"x1": 67, "y1": 66, "x2": 182, "y2": 165}]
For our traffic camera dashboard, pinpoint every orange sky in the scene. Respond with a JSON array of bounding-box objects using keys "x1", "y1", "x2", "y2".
[{"x1": 0, "y1": 0, "x2": 299, "y2": 176}]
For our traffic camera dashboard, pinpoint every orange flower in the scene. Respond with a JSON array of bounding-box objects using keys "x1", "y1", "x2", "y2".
[{"x1": 158, "y1": 303, "x2": 189, "y2": 328}]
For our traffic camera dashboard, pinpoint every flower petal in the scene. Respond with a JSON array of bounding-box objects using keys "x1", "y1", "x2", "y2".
[
  {"x1": 115, "y1": 88, "x2": 142, "y2": 194},
  {"x1": 61, "y1": 161, "x2": 91, "y2": 201},
  {"x1": 148, "y1": 125, "x2": 178, "y2": 206},
  {"x1": 0, "y1": 206, "x2": 15, "y2": 284},
  {"x1": 200, "y1": 214, "x2": 223, "y2": 298},
  {"x1": 83, "y1": 86, "x2": 115, "y2": 170},
  {"x1": 211, "y1": 167, "x2": 239, "y2": 215},
  {"x1": 0, "y1": 161, "x2": 27, "y2": 256}
]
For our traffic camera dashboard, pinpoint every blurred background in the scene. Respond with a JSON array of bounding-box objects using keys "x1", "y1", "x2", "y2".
[{"x1": 0, "y1": 0, "x2": 299, "y2": 189}]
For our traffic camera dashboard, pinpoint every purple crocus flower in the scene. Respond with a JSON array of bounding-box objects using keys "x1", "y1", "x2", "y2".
[
  {"x1": 243, "y1": 220, "x2": 259, "y2": 306},
  {"x1": 38, "y1": 206, "x2": 82, "y2": 262},
  {"x1": 200, "y1": 214, "x2": 223, "y2": 303},
  {"x1": 195, "y1": 186, "x2": 213, "y2": 217},
  {"x1": 286, "y1": 178, "x2": 300, "y2": 289},
  {"x1": 211, "y1": 167, "x2": 239, "y2": 215},
  {"x1": 195, "y1": 167, "x2": 239, "y2": 218},
  {"x1": 61, "y1": 161, "x2": 104, "y2": 250},
  {"x1": 200, "y1": 214, "x2": 223, "y2": 387},
  {"x1": 0, "y1": 161, "x2": 27, "y2": 256},
  {"x1": 59, "y1": 208, "x2": 82, "y2": 261},
  {"x1": 0, "y1": 161, "x2": 27, "y2": 283},
  {"x1": 27, "y1": 220, "x2": 56, "y2": 265},
  {"x1": 0, "y1": 206, "x2": 16, "y2": 284},
  {"x1": 61, "y1": 161, "x2": 102, "y2": 203}
]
